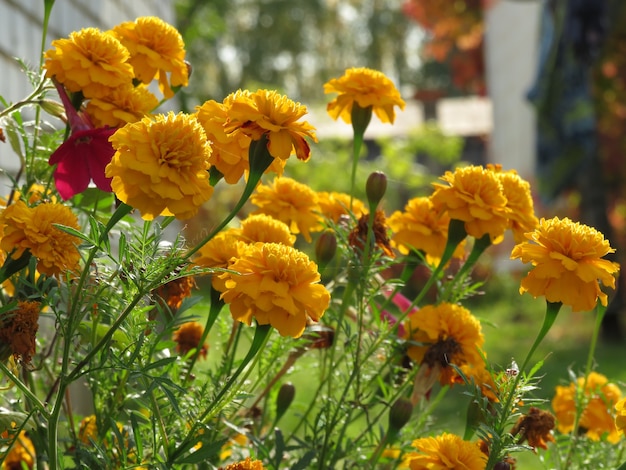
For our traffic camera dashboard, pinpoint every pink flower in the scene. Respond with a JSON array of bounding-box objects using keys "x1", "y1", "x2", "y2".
[
  {"x1": 48, "y1": 81, "x2": 116, "y2": 200},
  {"x1": 379, "y1": 289, "x2": 417, "y2": 338}
]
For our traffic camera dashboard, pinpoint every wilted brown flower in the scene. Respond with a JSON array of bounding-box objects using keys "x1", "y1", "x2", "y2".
[
  {"x1": 510, "y1": 407, "x2": 556, "y2": 450},
  {"x1": 154, "y1": 276, "x2": 196, "y2": 311},
  {"x1": 0, "y1": 301, "x2": 40, "y2": 364},
  {"x1": 173, "y1": 321, "x2": 208, "y2": 358},
  {"x1": 348, "y1": 210, "x2": 393, "y2": 258}
]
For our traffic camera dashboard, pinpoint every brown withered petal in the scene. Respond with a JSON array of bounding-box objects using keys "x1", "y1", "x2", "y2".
[
  {"x1": 511, "y1": 406, "x2": 556, "y2": 450},
  {"x1": 348, "y1": 210, "x2": 394, "y2": 258},
  {"x1": 0, "y1": 301, "x2": 40, "y2": 364}
]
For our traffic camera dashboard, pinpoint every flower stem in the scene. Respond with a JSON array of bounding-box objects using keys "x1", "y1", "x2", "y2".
[
  {"x1": 519, "y1": 301, "x2": 562, "y2": 373},
  {"x1": 0, "y1": 362, "x2": 49, "y2": 419},
  {"x1": 348, "y1": 104, "x2": 372, "y2": 209}
]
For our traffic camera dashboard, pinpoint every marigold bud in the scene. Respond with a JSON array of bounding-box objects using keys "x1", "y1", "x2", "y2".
[
  {"x1": 276, "y1": 382, "x2": 296, "y2": 421},
  {"x1": 315, "y1": 230, "x2": 337, "y2": 268},
  {"x1": 366, "y1": 171, "x2": 387, "y2": 209},
  {"x1": 388, "y1": 397, "x2": 413, "y2": 432}
]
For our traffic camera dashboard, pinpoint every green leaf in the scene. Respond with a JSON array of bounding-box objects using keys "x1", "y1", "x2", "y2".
[{"x1": 175, "y1": 438, "x2": 227, "y2": 465}]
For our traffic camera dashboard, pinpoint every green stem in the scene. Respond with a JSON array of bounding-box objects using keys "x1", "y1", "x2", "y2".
[
  {"x1": 169, "y1": 324, "x2": 272, "y2": 464},
  {"x1": 563, "y1": 302, "x2": 606, "y2": 468},
  {"x1": 0, "y1": 362, "x2": 50, "y2": 419},
  {"x1": 184, "y1": 135, "x2": 274, "y2": 260},
  {"x1": 519, "y1": 301, "x2": 562, "y2": 373},
  {"x1": 440, "y1": 233, "x2": 491, "y2": 302},
  {"x1": 348, "y1": 104, "x2": 372, "y2": 209}
]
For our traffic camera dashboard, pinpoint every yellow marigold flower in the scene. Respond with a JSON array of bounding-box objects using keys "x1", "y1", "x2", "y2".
[
  {"x1": 431, "y1": 165, "x2": 509, "y2": 243},
  {"x1": 220, "y1": 457, "x2": 266, "y2": 470},
  {"x1": 488, "y1": 164, "x2": 539, "y2": 243},
  {"x1": 510, "y1": 407, "x2": 556, "y2": 450},
  {"x1": 316, "y1": 191, "x2": 366, "y2": 223},
  {"x1": 1, "y1": 429, "x2": 35, "y2": 469},
  {"x1": 402, "y1": 433, "x2": 487, "y2": 470},
  {"x1": 173, "y1": 321, "x2": 208, "y2": 358},
  {"x1": 106, "y1": 112, "x2": 213, "y2": 220},
  {"x1": 511, "y1": 217, "x2": 619, "y2": 312},
  {"x1": 86, "y1": 84, "x2": 159, "y2": 128},
  {"x1": 388, "y1": 196, "x2": 466, "y2": 264},
  {"x1": 194, "y1": 229, "x2": 244, "y2": 292},
  {"x1": 78, "y1": 415, "x2": 98, "y2": 444},
  {"x1": 219, "y1": 242, "x2": 330, "y2": 338},
  {"x1": 0, "y1": 301, "x2": 40, "y2": 364},
  {"x1": 0, "y1": 201, "x2": 81, "y2": 277},
  {"x1": 552, "y1": 371, "x2": 621, "y2": 443},
  {"x1": 323, "y1": 67, "x2": 406, "y2": 124},
  {"x1": 224, "y1": 89, "x2": 317, "y2": 161},
  {"x1": 111, "y1": 16, "x2": 188, "y2": 99},
  {"x1": 404, "y1": 302, "x2": 485, "y2": 387},
  {"x1": 250, "y1": 177, "x2": 323, "y2": 242},
  {"x1": 44, "y1": 27, "x2": 134, "y2": 99},
  {"x1": 615, "y1": 397, "x2": 626, "y2": 435},
  {"x1": 240, "y1": 214, "x2": 296, "y2": 246}
]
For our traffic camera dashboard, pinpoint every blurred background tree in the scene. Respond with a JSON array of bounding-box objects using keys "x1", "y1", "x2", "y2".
[{"x1": 174, "y1": 0, "x2": 423, "y2": 108}]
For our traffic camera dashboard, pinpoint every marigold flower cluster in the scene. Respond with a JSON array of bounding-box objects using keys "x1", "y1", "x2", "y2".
[{"x1": 552, "y1": 371, "x2": 622, "y2": 443}]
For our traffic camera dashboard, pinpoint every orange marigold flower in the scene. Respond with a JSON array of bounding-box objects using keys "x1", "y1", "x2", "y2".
[
  {"x1": 402, "y1": 433, "x2": 487, "y2": 470},
  {"x1": 488, "y1": 164, "x2": 539, "y2": 243},
  {"x1": 324, "y1": 67, "x2": 406, "y2": 124},
  {"x1": 224, "y1": 89, "x2": 317, "y2": 161},
  {"x1": 111, "y1": 17, "x2": 188, "y2": 99},
  {"x1": 404, "y1": 302, "x2": 485, "y2": 387},
  {"x1": 552, "y1": 371, "x2": 622, "y2": 443},
  {"x1": 219, "y1": 457, "x2": 266, "y2": 470},
  {"x1": 0, "y1": 301, "x2": 40, "y2": 364},
  {"x1": 316, "y1": 191, "x2": 366, "y2": 223},
  {"x1": 86, "y1": 84, "x2": 159, "y2": 128},
  {"x1": 1, "y1": 429, "x2": 35, "y2": 469},
  {"x1": 240, "y1": 214, "x2": 295, "y2": 246},
  {"x1": 510, "y1": 407, "x2": 556, "y2": 450},
  {"x1": 615, "y1": 397, "x2": 626, "y2": 435},
  {"x1": 173, "y1": 321, "x2": 208, "y2": 358},
  {"x1": 250, "y1": 177, "x2": 323, "y2": 242},
  {"x1": 219, "y1": 243, "x2": 330, "y2": 338},
  {"x1": 78, "y1": 415, "x2": 98, "y2": 445},
  {"x1": 0, "y1": 201, "x2": 81, "y2": 277},
  {"x1": 106, "y1": 112, "x2": 213, "y2": 220},
  {"x1": 511, "y1": 217, "x2": 619, "y2": 312},
  {"x1": 388, "y1": 196, "x2": 466, "y2": 264},
  {"x1": 194, "y1": 229, "x2": 244, "y2": 292},
  {"x1": 431, "y1": 165, "x2": 509, "y2": 243},
  {"x1": 348, "y1": 210, "x2": 394, "y2": 258},
  {"x1": 154, "y1": 276, "x2": 196, "y2": 311},
  {"x1": 44, "y1": 28, "x2": 134, "y2": 99}
]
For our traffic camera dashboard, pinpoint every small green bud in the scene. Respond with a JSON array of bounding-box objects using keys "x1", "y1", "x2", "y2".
[
  {"x1": 366, "y1": 171, "x2": 387, "y2": 209},
  {"x1": 276, "y1": 382, "x2": 296, "y2": 421},
  {"x1": 315, "y1": 230, "x2": 337, "y2": 268},
  {"x1": 388, "y1": 397, "x2": 413, "y2": 433}
]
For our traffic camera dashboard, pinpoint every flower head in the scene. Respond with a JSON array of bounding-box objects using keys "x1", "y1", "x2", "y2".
[
  {"x1": 44, "y1": 28, "x2": 134, "y2": 99},
  {"x1": 510, "y1": 407, "x2": 556, "y2": 450},
  {"x1": 78, "y1": 415, "x2": 98, "y2": 444},
  {"x1": 111, "y1": 17, "x2": 188, "y2": 98},
  {"x1": 173, "y1": 321, "x2": 208, "y2": 358},
  {"x1": 153, "y1": 276, "x2": 196, "y2": 311},
  {"x1": 250, "y1": 177, "x2": 323, "y2": 242},
  {"x1": 317, "y1": 191, "x2": 365, "y2": 223},
  {"x1": 348, "y1": 210, "x2": 394, "y2": 258},
  {"x1": 218, "y1": 243, "x2": 330, "y2": 338},
  {"x1": 220, "y1": 457, "x2": 266, "y2": 470},
  {"x1": 388, "y1": 196, "x2": 466, "y2": 264},
  {"x1": 240, "y1": 214, "x2": 296, "y2": 246},
  {"x1": 402, "y1": 432, "x2": 487, "y2": 470},
  {"x1": 1, "y1": 428, "x2": 35, "y2": 469},
  {"x1": 324, "y1": 67, "x2": 406, "y2": 124},
  {"x1": 488, "y1": 164, "x2": 539, "y2": 243},
  {"x1": 0, "y1": 301, "x2": 40, "y2": 364},
  {"x1": 106, "y1": 112, "x2": 213, "y2": 220},
  {"x1": 431, "y1": 165, "x2": 509, "y2": 243},
  {"x1": 552, "y1": 371, "x2": 621, "y2": 443},
  {"x1": 511, "y1": 217, "x2": 619, "y2": 312},
  {"x1": 224, "y1": 89, "x2": 317, "y2": 161},
  {"x1": 48, "y1": 80, "x2": 116, "y2": 200},
  {"x1": 86, "y1": 84, "x2": 159, "y2": 128},
  {"x1": 0, "y1": 201, "x2": 81, "y2": 277},
  {"x1": 404, "y1": 302, "x2": 484, "y2": 387},
  {"x1": 194, "y1": 229, "x2": 244, "y2": 291}
]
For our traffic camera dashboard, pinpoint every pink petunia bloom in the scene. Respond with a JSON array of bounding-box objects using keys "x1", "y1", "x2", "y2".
[{"x1": 48, "y1": 81, "x2": 116, "y2": 200}]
